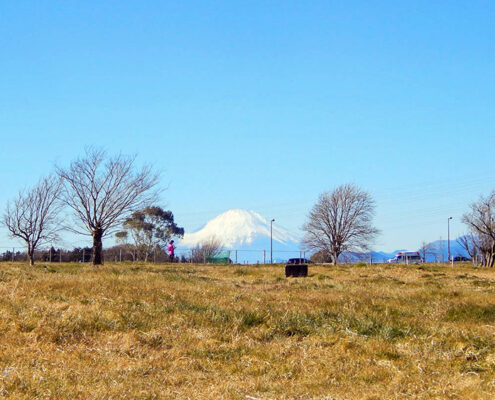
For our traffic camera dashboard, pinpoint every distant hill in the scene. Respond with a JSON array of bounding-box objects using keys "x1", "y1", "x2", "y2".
[
  {"x1": 343, "y1": 239, "x2": 470, "y2": 263},
  {"x1": 423, "y1": 238, "x2": 469, "y2": 262},
  {"x1": 340, "y1": 250, "x2": 403, "y2": 263}
]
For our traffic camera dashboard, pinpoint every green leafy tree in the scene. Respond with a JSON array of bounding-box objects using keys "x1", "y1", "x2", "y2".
[{"x1": 116, "y1": 206, "x2": 184, "y2": 262}]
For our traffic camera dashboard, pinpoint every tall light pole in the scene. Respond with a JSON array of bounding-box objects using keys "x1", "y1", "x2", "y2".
[
  {"x1": 448, "y1": 217, "x2": 453, "y2": 262},
  {"x1": 270, "y1": 219, "x2": 275, "y2": 264}
]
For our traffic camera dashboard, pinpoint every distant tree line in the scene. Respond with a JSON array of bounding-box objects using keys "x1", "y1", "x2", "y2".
[
  {"x1": 0, "y1": 247, "x2": 92, "y2": 263},
  {"x1": 0, "y1": 239, "x2": 225, "y2": 264}
]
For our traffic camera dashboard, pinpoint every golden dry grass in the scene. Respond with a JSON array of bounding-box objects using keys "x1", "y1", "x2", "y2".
[{"x1": 1, "y1": 261, "x2": 495, "y2": 399}]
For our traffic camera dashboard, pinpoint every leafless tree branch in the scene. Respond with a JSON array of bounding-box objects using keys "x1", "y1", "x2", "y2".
[
  {"x1": 2, "y1": 175, "x2": 63, "y2": 265},
  {"x1": 190, "y1": 237, "x2": 224, "y2": 263},
  {"x1": 302, "y1": 184, "x2": 379, "y2": 265},
  {"x1": 462, "y1": 190, "x2": 495, "y2": 267},
  {"x1": 418, "y1": 241, "x2": 437, "y2": 263},
  {"x1": 57, "y1": 147, "x2": 160, "y2": 265}
]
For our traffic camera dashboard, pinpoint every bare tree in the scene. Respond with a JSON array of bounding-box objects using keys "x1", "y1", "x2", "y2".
[
  {"x1": 457, "y1": 234, "x2": 480, "y2": 266},
  {"x1": 191, "y1": 237, "x2": 224, "y2": 263},
  {"x1": 478, "y1": 235, "x2": 495, "y2": 267},
  {"x1": 2, "y1": 175, "x2": 62, "y2": 266},
  {"x1": 303, "y1": 184, "x2": 379, "y2": 265},
  {"x1": 115, "y1": 231, "x2": 137, "y2": 261},
  {"x1": 462, "y1": 191, "x2": 495, "y2": 267},
  {"x1": 57, "y1": 148, "x2": 159, "y2": 265},
  {"x1": 309, "y1": 249, "x2": 332, "y2": 263},
  {"x1": 418, "y1": 241, "x2": 436, "y2": 263},
  {"x1": 435, "y1": 238, "x2": 445, "y2": 263}
]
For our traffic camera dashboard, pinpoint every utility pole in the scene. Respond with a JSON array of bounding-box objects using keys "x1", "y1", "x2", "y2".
[
  {"x1": 447, "y1": 217, "x2": 453, "y2": 263},
  {"x1": 270, "y1": 219, "x2": 275, "y2": 264}
]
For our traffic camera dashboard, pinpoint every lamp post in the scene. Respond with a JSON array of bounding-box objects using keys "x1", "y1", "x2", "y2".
[
  {"x1": 447, "y1": 217, "x2": 453, "y2": 262},
  {"x1": 270, "y1": 219, "x2": 275, "y2": 264}
]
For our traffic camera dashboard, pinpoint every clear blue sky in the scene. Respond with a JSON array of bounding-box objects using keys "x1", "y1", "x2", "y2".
[{"x1": 1, "y1": 1, "x2": 494, "y2": 252}]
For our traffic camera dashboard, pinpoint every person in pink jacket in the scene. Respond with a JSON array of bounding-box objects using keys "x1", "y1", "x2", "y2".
[{"x1": 168, "y1": 240, "x2": 175, "y2": 262}]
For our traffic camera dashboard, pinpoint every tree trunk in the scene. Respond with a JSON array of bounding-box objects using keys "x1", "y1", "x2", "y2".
[
  {"x1": 92, "y1": 228, "x2": 104, "y2": 265},
  {"x1": 332, "y1": 251, "x2": 339, "y2": 266},
  {"x1": 490, "y1": 242, "x2": 495, "y2": 268},
  {"x1": 488, "y1": 252, "x2": 495, "y2": 268},
  {"x1": 27, "y1": 245, "x2": 34, "y2": 266}
]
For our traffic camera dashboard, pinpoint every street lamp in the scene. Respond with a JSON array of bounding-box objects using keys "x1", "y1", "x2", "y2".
[
  {"x1": 448, "y1": 217, "x2": 453, "y2": 262},
  {"x1": 270, "y1": 219, "x2": 275, "y2": 264}
]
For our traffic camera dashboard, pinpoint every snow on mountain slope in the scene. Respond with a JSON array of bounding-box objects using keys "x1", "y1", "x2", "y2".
[{"x1": 180, "y1": 209, "x2": 300, "y2": 249}]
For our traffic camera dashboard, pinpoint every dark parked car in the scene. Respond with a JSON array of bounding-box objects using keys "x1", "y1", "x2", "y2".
[
  {"x1": 453, "y1": 256, "x2": 471, "y2": 262},
  {"x1": 287, "y1": 258, "x2": 313, "y2": 264}
]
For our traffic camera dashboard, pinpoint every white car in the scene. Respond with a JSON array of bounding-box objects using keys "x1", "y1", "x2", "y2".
[{"x1": 387, "y1": 251, "x2": 422, "y2": 264}]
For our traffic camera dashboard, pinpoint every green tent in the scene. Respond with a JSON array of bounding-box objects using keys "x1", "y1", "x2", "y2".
[{"x1": 207, "y1": 251, "x2": 232, "y2": 264}]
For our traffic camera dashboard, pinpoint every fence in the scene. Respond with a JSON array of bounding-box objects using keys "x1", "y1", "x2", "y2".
[
  {"x1": 174, "y1": 247, "x2": 308, "y2": 264},
  {"x1": 0, "y1": 246, "x2": 309, "y2": 265}
]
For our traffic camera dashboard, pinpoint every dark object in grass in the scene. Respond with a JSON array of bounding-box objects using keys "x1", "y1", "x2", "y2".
[
  {"x1": 287, "y1": 258, "x2": 313, "y2": 264},
  {"x1": 285, "y1": 264, "x2": 308, "y2": 277}
]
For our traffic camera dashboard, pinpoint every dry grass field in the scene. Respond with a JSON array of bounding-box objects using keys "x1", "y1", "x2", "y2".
[{"x1": 1, "y1": 261, "x2": 495, "y2": 399}]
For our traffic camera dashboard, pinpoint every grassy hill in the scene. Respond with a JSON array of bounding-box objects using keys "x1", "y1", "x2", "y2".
[{"x1": 0, "y1": 261, "x2": 494, "y2": 399}]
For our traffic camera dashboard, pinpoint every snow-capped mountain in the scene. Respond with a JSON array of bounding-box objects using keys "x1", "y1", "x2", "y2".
[
  {"x1": 178, "y1": 209, "x2": 472, "y2": 264},
  {"x1": 180, "y1": 209, "x2": 300, "y2": 250}
]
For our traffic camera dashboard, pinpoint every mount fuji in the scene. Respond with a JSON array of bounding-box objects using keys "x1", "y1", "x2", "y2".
[
  {"x1": 179, "y1": 209, "x2": 302, "y2": 262},
  {"x1": 177, "y1": 209, "x2": 473, "y2": 264}
]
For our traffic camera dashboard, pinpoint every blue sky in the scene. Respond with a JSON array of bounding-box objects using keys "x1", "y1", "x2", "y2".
[{"x1": 1, "y1": 1, "x2": 494, "y2": 252}]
